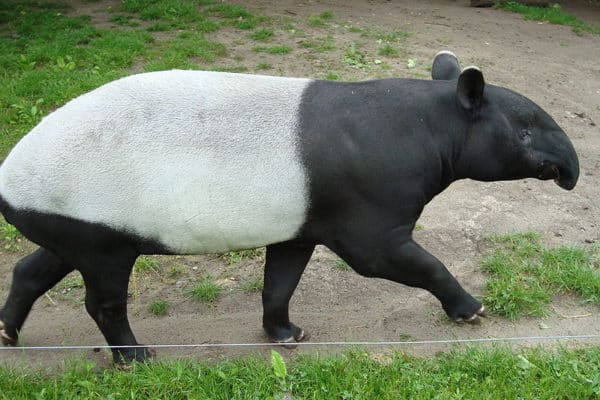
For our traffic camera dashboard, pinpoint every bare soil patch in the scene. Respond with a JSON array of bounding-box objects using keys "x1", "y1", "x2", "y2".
[{"x1": 1, "y1": 0, "x2": 599, "y2": 368}]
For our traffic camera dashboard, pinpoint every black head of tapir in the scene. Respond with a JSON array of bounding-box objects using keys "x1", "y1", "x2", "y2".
[{"x1": 432, "y1": 51, "x2": 579, "y2": 190}]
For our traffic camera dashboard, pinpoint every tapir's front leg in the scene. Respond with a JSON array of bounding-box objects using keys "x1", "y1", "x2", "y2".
[
  {"x1": 337, "y1": 229, "x2": 486, "y2": 322},
  {"x1": 376, "y1": 238, "x2": 485, "y2": 321}
]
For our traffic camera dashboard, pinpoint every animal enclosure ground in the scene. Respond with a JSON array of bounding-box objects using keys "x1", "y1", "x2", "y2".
[{"x1": 0, "y1": 0, "x2": 599, "y2": 369}]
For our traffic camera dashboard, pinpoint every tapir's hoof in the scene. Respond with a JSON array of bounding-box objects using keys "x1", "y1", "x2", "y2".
[
  {"x1": 276, "y1": 329, "x2": 309, "y2": 349},
  {"x1": 454, "y1": 306, "x2": 487, "y2": 324},
  {"x1": 113, "y1": 346, "x2": 155, "y2": 366},
  {"x1": 0, "y1": 320, "x2": 17, "y2": 346}
]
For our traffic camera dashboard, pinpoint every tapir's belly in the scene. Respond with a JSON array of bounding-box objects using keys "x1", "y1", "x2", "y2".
[{"x1": 0, "y1": 71, "x2": 312, "y2": 253}]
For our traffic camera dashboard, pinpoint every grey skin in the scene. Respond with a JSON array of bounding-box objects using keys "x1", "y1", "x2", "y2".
[{"x1": 0, "y1": 52, "x2": 579, "y2": 364}]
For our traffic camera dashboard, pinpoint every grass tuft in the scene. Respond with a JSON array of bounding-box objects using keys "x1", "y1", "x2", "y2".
[
  {"x1": 482, "y1": 233, "x2": 600, "y2": 318},
  {"x1": 378, "y1": 44, "x2": 398, "y2": 57},
  {"x1": 497, "y1": 2, "x2": 600, "y2": 35},
  {"x1": 250, "y1": 28, "x2": 274, "y2": 41},
  {"x1": 241, "y1": 277, "x2": 264, "y2": 293},
  {"x1": 0, "y1": 220, "x2": 23, "y2": 252},
  {"x1": 134, "y1": 256, "x2": 160, "y2": 274},
  {"x1": 221, "y1": 248, "x2": 264, "y2": 264},
  {"x1": 252, "y1": 45, "x2": 292, "y2": 54},
  {"x1": 334, "y1": 259, "x2": 351, "y2": 271},
  {"x1": 149, "y1": 299, "x2": 169, "y2": 316},
  {"x1": 188, "y1": 275, "x2": 222, "y2": 302}
]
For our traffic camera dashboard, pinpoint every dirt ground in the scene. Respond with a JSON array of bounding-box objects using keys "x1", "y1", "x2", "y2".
[{"x1": 0, "y1": 0, "x2": 599, "y2": 369}]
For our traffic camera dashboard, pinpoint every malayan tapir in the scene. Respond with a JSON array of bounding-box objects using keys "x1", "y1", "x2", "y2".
[{"x1": 0, "y1": 51, "x2": 579, "y2": 364}]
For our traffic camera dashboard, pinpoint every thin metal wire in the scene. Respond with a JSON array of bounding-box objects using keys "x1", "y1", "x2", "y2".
[{"x1": 1, "y1": 334, "x2": 599, "y2": 351}]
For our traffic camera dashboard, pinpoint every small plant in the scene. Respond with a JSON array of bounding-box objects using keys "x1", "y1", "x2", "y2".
[
  {"x1": 10, "y1": 99, "x2": 45, "y2": 125},
  {"x1": 343, "y1": 44, "x2": 368, "y2": 68},
  {"x1": 256, "y1": 62, "x2": 272, "y2": 70},
  {"x1": 250, "y1": 28, "x2": 274, "y2": 41},
  {"x1": 241, "y1": 277, "x2": 263, "y2": 293},
  {"x1": 252, "y1": 45, "x2": 292, "y2": 55},
  {"x1": 221, "y1": 248, "x2": 264, "y2": 264},
  {"x1": 0, "y1": 221, "x2": 22, "y2": 252},
  {"x1": 188, "y1": 275, "x2": 222, "y2": 303},
  {"x1": 134, "y1": 256, "x2": 160, "y2": 274},
  {"x1": 168, "y1": 265, "x2": 184, "y2": 278},
  {"x1": 324, "y1": 72, "x2": 342, "y2": 80},
  {"x1": 378, "y1": 44, "x2": 398, "y2": 57},
  {"x1": 61, "y1": 274, "x2": 84, "y2": 291},
  {"x1": 334, "y1": 259, "x2": 351, "y2": 271},
  {"x1": 308, "y1": 10, "x2": 333, "y2": 27},
  {"x1": 197, "y1": 18, "x2": 220, "y2": 33},
  {"x1": 299, "y1": 35, "x2": 335, "y2": 52},
  {"x1": 149, "y1": 300, "x2": 169, "y2": 316}
]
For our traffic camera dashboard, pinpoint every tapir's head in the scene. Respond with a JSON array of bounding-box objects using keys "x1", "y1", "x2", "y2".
[{"x1": 432, "y1": 51, "x2": 579, "y2": 190}]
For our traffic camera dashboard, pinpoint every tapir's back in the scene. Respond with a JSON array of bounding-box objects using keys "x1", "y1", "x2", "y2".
[{"x1": 0, "y1": 70, "x2": 312, "y2": 253}]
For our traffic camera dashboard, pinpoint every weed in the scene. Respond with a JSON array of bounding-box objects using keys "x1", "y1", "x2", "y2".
[
  {"x1": 342, "y1": 44, "x2": 368, "y2": 68},
  {"x1": 9, "y1": 99, "x2": 45, "y2": 126},
  {"x1": 256, "y1": 62, "x2": 272, "y2": 70},
  {"x1": 134, "y1": 256, "x2": 160, "y2": 274},
  {"x1": 250, "y1": 28, "x2": 274, "y2": 41},
  {"x1": 334, "y1": 259, "x2": 351, "y2": 271},
  {"x1": 376, "y1": 30, "x2": 410, "y2": 42},
  {"x1": 378, "y1": 44, "x2": 398, "y2": 57},
  {"x1": 222, "y1": 248, "x2": 264, "y2": 264},
  {"x1": 0, "y1": 221, "x2": 22, "y2": 252},
  {"x1": 482, "y1": 233, "x2": 600, "y2": 318},
  {"x1": 497, "y1": 2, "x2": 600, "y2": 35},
  {"x1": 252, "y1": 45, "x2": 292, "y2": 54},
  {"x1": 149, "y1": 300, "x2": 169, "y2": 316},
  {"x1": 61, "y1": 274, "x2": 84, "y2": 291},
  {"x1": 168, "y1": 265, "x2": 184, "y2": 278},
  {"x1": 188, "y1": 275, "x2": 222, "y2": 302},
  {"x1": 307, "y1": 11, "x2": 334, "y2": 28},
  {"x1": 323, "y1": 72, "x2": 342, "y2": 80},
  {"x1": 241, "y1": 277, "x2": 264, "y2": 293},
  {"x1": 299, "y1": 35, "x2": 335, "y2": 52},
  {"x1": 208, "y1": 4, "x2": 251, "y2": 19},
  {"x1": 197, "y1": 18, "x2": 220, "y2": 33},
  {"x1": 109, "y1": 14, "x2": 140, "y2": 27}
]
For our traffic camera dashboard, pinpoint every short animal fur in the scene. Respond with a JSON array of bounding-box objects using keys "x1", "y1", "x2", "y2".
[{"x1": 0, "y1": 51, "x2": 579, "y2": 363}]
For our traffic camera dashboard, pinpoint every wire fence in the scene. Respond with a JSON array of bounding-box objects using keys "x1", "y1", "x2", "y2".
[{"x1": 1, "y1": 334, "x2": 600, "y2": 352}]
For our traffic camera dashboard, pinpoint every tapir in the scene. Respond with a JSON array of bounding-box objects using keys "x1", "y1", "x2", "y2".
[{"x1": 0, "y1": 51, "x2": 579, "y2": 364}]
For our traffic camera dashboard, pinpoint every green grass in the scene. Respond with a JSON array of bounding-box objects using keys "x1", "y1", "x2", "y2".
[
  {"x1": 133, "y1": 256, "x2": 160, "y2": 274},
  {"x1": 0, "y1": 220, "x2": 23, "y2": 252},
  {"x1": 307, "y1": 12, "x2": 333, "y2": 27},
  {"x1": 343, "y1": 44, "x2": 368, "y2": 69},
  {"x1": 481, "y1": 233, "x2": 600, "y2": 319},
  {"x1": 378, "y1": 44, "x2": 398, "y2": 57},
  {"x1": 334, "y1": 259, "x2": 351, "y2": 271},
  {"x1": 250, "y1": 28, "x2": 274, "y2": 41},
  {"x1": 148, "y1": 299, "x2": 169, "y2": 316},
  {"x1": 252, "y1": 45, "x2": 292, "y2": 54},
  {"x1": 299, "y1": 35, "x2": 335, "y2": 52},
  {"x1": 221, "y1": 248, "x2": 264, "y2": 264},
  {"x1": 1, "y1": 347, "x2": 599, "y2": 399},
  {"x1": 497, "y1": 2, "x2": 600, "y2": 35},
  {"x1": 241, "y1": 277, "x2": 264, "y2": 293},
  {"x1": 188, "y1": 275, "x2": 222, "y2": 302},
  {"x1": 256, "y1": 62, "x2": 273, "y2": 70}
]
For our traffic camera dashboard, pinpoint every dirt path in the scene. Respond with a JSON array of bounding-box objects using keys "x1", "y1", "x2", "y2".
[{"x1": 1, "y1": 0, "x2": 599, "y2": 368}]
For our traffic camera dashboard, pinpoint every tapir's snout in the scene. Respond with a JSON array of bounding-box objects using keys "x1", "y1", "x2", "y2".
[{"x1": 536, "y1": 130, "x2": 579, "y2": 191}]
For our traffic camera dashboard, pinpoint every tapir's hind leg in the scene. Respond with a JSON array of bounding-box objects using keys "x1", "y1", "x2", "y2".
[
  {"x1": 262, "y1": 241, "x2": 315, "y2": 344},
  {"x1": 0, "y1": 247, "x2": 73, "y2": 345},
  {"x1": 78, "y1": 248, "x2": 151, "y2": 364}
]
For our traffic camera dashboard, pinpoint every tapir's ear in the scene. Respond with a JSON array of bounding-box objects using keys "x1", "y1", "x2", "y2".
[
  {"x1": 456, "y1": 66, "x2": 485, "y2": 111},
  {"x1": 431, "y1": 50, "x2": 461, "y2": 80}
]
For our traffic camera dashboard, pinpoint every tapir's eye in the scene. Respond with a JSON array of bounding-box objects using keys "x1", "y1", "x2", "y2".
[{"x1": 519, "y1": 129, "x2": 531, "y2": 140}]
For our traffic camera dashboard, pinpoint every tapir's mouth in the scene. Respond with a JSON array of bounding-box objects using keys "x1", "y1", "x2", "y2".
[{"x1": 537, "y1": 161, "x2": 576, "y2": 190}]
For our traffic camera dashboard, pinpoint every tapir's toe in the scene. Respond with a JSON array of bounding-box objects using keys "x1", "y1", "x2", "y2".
[
  {"x1": 453, "y1": 306, "x2": 487, "y2": 324},
  {"x1": 275, "y1": 329, "x2": 310, "y2": 349},
  {"x1": 0, "y1": 319, "x2": 17, "y2": 346}
]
